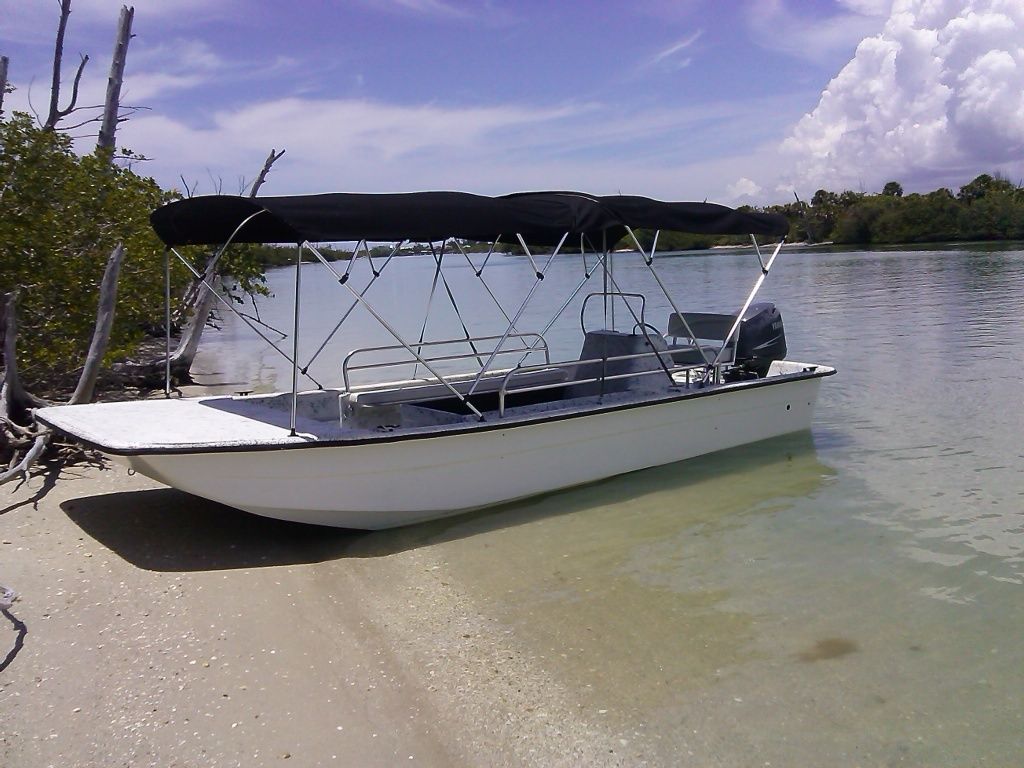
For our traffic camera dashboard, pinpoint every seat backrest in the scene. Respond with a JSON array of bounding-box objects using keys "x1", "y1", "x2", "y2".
[{"x1": 667, "y1": 312, "x2": 736, "y2": 344}]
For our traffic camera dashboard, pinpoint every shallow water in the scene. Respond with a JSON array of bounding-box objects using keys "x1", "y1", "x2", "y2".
[{"x1": 195, "y1": 245, "x2": 1024, "y2": 764}]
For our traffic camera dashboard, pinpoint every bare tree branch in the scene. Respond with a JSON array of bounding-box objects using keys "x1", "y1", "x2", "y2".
[
  {"x1": 0, "y1": 433, "x2": 50, "y2": 486},
  {"x1": 44, "y1": 1, "x2": 92, "y2": 130},
  {"x1": 59, "y1": 114, "x2": 103, "y2": 131},
  {"x1": 179, "y1": 175, "x2": 198, "y2": 198},
  {"x1": 44, "y1": 0, "x2": 73, "y2": 130},
  {"x1": 248, "y1": 149, "x2": 286, "y2": 197},
  {"x1": 63, "y1": 53, "x2": 89, "y2": 116}
]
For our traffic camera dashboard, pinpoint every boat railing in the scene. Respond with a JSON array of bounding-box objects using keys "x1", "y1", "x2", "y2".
[
  {"x1": 496, "y1": 351, "x2": 714, "y2": 417},
  {"x1": 579, "y1": 291, "x2": 647, "y2": 335},
  {"x1": 342, "y1": 332, "x2": 551, "y2": 390}
]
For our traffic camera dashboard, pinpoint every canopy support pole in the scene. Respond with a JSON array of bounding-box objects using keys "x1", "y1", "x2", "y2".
[
  {"x1": 708, "y1": 237, "x2": 785, "y2": 370},
  {"x1": 304, "y1": 242, "x2": 485, "y2": 421},
  {"x1": 163, "y1": 246, "x2": 171, "y2": 398},
  {"x1": 451, "y1": 239, "x2": 529, "y2": 348},
  {"x1": 469, "y1": 233, "x2": 566, "y2": 396},
  {"x1": 168, "y1": 247, "x2": 323, "y2": 388},
  {"x1": 432, "y1": 243, "x2": 485, "y2": 368},
  {"x1": 512, "y1": 249, "x2": 606, "y2": 369},
  {"x1": 301, "y1": 243, "x2": 402, "y2": 374},
  {"x1": 625, "y1": 225, "x2": 709, "y2": 364},
  {"x1": 289, "y1": 242, "x2": 302, "y2": 436},
  {"x1": 602, "y1": 231, "x2": 609, "y2": 329},
  {"x1": 412, "y1": 242, "x2": 446, "y2": 379}
]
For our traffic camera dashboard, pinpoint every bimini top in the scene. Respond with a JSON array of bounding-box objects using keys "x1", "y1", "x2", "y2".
[{"x1": 150, "y1": 190, "x2": 789, "y2": 247}]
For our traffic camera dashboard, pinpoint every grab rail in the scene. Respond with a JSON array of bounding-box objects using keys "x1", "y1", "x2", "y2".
[
  {"x1": 342, "y1": 332, "x2": 550, "y2": 390},
  {"x1": 580, "y1": 292, "x2": 647, "y2": 335}
]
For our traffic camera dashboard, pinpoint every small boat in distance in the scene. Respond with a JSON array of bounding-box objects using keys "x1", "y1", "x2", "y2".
[{"x1": 37, "y1": 191, "x2": 835, "y2": 529}]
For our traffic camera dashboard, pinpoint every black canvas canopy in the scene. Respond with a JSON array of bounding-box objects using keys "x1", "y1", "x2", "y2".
[{"x1": 150, "y1": 190, "x2": 789, "y2": 247}]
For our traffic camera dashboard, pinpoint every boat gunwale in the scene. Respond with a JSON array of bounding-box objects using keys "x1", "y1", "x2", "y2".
[{"x1": 37, "y1": 365, "x2": 835, "y2": 458}]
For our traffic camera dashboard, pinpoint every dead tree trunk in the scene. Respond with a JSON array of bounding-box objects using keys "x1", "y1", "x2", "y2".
[
  {"x1": 70, "y1": 243, "x2": 124, "y2": 404},
  {"x1": 248, "y1": 149, "x2": 285, "y2": 197},
  {"x1": 0, "y1": 292, "x2": 40, "y2": 424},
  {"x1": 169, "y1": 276, "x2": 219, "y2": 371},
  {"x1": 43, "y1": 0, "x2": 88, "y2": 131},
  {"x1": 0, "y1": 55, "x2": 9, "y2": 116},
  {"x1": 96, "y1": 6, "x2": 134, "y2": 154},
  {"x1": 163, "y1": 148, "x2": 287, "y2": 375},
  {"x1": 1, "y1": 293, "x2": 51, "y2": 486}
]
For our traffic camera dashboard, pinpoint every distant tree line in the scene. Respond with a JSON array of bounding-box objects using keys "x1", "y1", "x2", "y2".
[
  {"x1": 624, "y1": 173, "x2": 1024, "y2": 251},
  {"x1": 763, "y1": 173, "x2": 1024, "y2": 246}
]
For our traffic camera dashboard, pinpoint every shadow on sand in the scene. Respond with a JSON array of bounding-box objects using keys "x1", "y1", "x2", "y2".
[{"x1": 63, "y1": 432, "x2": 830, "y2": 573}]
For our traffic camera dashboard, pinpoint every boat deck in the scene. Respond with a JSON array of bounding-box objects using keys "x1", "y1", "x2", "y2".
[
  {"x1": 36, "y1": 396, "x2": 349, "y2": 453},
  {"x1": 36, "y1": 361, "x2": 832, "y2": 456}
]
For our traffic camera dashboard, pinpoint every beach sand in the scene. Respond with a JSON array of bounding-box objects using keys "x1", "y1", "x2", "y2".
[{"x1": 0, "y1": 462, "x2": 637, "y2": 767}]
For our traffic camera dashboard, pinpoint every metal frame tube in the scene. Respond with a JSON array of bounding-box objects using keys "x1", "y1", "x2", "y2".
[
  {"x1": 451, "y1": 239, "x2": 527, "y2": 345},
  {"x1": 163, "y1": 247, "x2": 171, "y2": 397},
  {"x1": 289, "y1": 243, "x2": 302, "y2": 435},
  {"x1": 304, "y1": 242, "x2": 484, "y2": 420},
  {"x1": 625, "y1": 225, "x2": 709, "y2": 363},
  {"x1": 302, "y1": 243, "x2": 402, "y2": 373},
  {"x1": 468, "y1": 233, "x2": 566, "y2": 394},
  {"x1": 168, "y1": 247, "x2": 323, "y2": 388},
  {"x1": 709, "y1": 237, "x2": 785, "y2": 367},
  {"x1": 510, "y1": 250, "x2": 606, "y2": 369}
]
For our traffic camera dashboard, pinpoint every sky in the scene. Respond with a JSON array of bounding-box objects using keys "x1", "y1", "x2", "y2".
[{"x1": 2, "y1": 0, "x2": 1023, "y2": 205}]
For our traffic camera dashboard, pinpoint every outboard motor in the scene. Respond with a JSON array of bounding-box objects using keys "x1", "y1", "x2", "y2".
[{"x1": 732, "y1": 302, "x2": 786, "y2": 378}]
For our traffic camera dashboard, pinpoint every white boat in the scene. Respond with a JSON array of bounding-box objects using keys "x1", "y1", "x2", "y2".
[{"x1": 37, "y1": 191, "x2": 835, "y2": 529}]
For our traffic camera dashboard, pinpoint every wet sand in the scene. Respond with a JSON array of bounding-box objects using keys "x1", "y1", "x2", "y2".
[{"x1": 0, "y1": 463, "x2": 636, "y2": 767}]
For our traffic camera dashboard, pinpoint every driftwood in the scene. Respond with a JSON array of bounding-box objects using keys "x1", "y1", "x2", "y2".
[
  {"x1": 70, "y1": 243, "x2": 124, "y2": 404},
  {"x1": 1, "y1": 244, "x2": 124, "y2": 486},
  {"x1": 96, "y1": 6, "x2": 134, "y2": 153},
  {"x1": 0, "y1": 292, "x2": 44, "y2": 424},
  {"x1": 1, "y1": 293, "x2": 51, "y2": 486}
]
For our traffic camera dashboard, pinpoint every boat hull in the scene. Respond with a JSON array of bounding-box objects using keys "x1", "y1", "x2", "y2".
[{"x1": 123, "y1": 372, "x2": 826, "y2": 529}]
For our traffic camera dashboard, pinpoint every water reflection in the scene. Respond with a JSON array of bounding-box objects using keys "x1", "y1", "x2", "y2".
[
  {"x1": 194, "y1": 245, "x2": 1024, "y2": 764},
  {"x1": 350, "y1": 433, "x2": 833, "y2": 716}
]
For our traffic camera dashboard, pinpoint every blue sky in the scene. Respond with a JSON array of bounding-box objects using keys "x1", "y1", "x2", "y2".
[{"x1": 3, "y1": 1, "x2": 1023, "y2": 203}]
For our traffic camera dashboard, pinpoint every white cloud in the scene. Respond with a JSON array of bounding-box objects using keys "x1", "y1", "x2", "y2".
[
  {"x1": 113, "y1": 94, "x2": 795, "y2": 203},
  {"x1": 726, "y1": 177, "x2": 762, "y2": 200},
  {"x1": 748, "y1": 0, "x2": 890, "y2": 64},
  {"x1": 781, "y1": 0, "x2": 1024, "y2": 193},
  {"x1": 645, "y1": 30, "x2": 703, "y2": 71},
  {"x1": 387, "y1": 0, "x2": 472, "y2": 18},
  {"x1": 359, "y1": 0, "x2": 516, "y2": 24},
  {"x1": 121, "y1": 40, "x2": 229, "y2": 102}
]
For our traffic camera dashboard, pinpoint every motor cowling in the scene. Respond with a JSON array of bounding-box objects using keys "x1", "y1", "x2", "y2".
[{"x1": 733, "y1": 302, "x2": 786, "y2": 378}]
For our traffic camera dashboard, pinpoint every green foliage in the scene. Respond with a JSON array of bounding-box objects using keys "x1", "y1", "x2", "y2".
[
  {"x1": 632, "y1": 229, "x2": 716, "y2": 251},
  {"x1": 0, "y1": 112, "x2": 185, "y2": 388},
  {"x1": 825, "y1": 174, "x2": 1024, "y2": 245},
  {"x1": 956, "y1": 173, "x2": 1016, "y2": 203}
]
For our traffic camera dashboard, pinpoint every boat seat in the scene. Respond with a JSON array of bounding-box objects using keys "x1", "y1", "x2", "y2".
[
  {"x1": 343, "y1": 367, "x2": 569, "y2": 410},
  {"x1": 565, "y1": 330, "x2": 675, "y2": 397},
  {"x1": 666, "y1": 311, "x2": 737, "y2": 365}
]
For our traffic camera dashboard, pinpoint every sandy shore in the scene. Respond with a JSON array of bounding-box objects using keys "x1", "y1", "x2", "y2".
[{"x1": 0, "y1": 462, "x2": 638, "y2": 767}]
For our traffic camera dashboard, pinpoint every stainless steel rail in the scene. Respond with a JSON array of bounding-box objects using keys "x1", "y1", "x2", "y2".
[{"x1": 342, "y1": 333, "x2": 551, "y2": 390}]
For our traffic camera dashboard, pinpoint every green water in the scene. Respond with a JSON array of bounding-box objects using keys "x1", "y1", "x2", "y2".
[{"x1": 196, "y1": 245, "x2": 1024, "y2": 764}]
